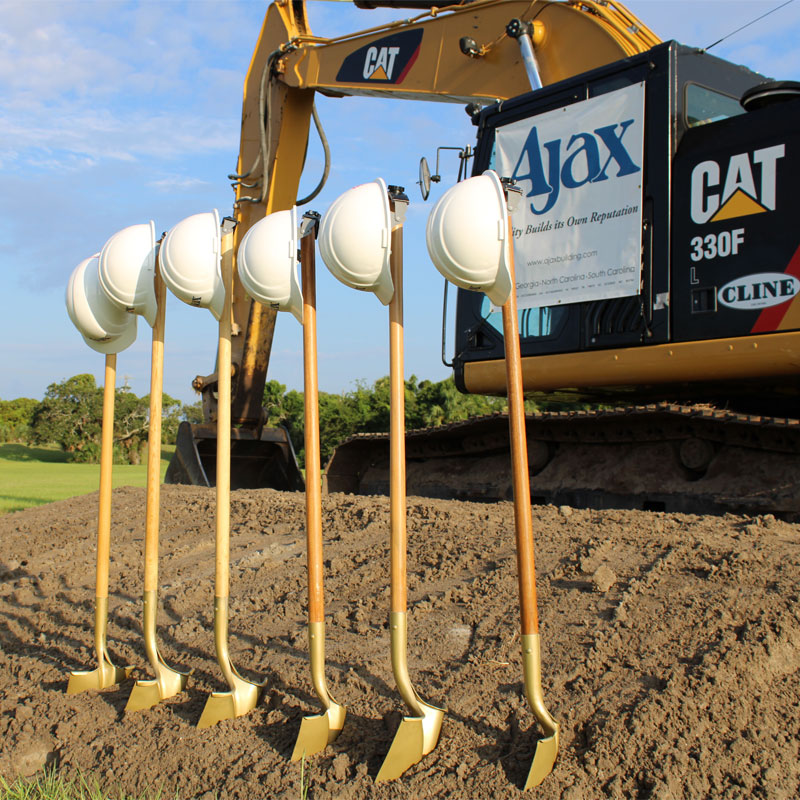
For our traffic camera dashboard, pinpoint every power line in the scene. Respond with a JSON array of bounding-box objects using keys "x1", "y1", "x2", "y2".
[{"x1": 704, "y1": 0, "x2": 795, "y2": 51}]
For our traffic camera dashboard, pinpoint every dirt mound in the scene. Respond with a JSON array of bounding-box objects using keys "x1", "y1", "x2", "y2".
[{"x1": 1, "y1": 486, "x2": 799, "y2": 799}]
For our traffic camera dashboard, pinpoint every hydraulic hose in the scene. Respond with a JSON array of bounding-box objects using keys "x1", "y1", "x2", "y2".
[
  {"x1": 231, "y1": 46, "x2": 330, "y2": 208},
  {"x1": 296, "y1": 104, "x2": 331, "y2": 206}
]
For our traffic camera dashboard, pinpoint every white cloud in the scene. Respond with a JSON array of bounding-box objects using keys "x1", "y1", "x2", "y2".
[
  {"x1": 148, "y1": 175, "x2": 211, "y2": 192},
  {"x1": 0, "y1": 1, "x2": 251, "y2": 174},
  {"x1": 0, "y1": 106, "x2": 238, "y2": 170}
]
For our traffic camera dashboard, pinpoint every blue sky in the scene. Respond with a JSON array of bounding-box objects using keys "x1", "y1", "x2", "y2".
[{"x1": 2, "y1": 0, "x2": 798, "y2": 405}]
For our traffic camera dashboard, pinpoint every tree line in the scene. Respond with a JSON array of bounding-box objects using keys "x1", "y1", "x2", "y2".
[
  {"x1": 2, "y1": 373, "x2": 555, "y2": 467},
  {"x1": 263, "y1": 375, "x2": 511, "y2": 467},
  {"x1": 0, "y1": 375, "x2": 202, "y2": 464}
]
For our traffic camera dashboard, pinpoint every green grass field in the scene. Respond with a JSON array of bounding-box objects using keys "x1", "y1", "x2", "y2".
[
  {"x1": 0, "y1": 767, "x2": 178, "y2": 799},
  {"x1": 0, "y1": 444, "x2": 173, "y2": 515}
]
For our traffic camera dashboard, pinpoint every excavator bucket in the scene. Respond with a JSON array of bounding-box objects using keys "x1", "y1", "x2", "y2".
[{"x1": 166, "y1": 421, "x2": 304, "y2": 492}]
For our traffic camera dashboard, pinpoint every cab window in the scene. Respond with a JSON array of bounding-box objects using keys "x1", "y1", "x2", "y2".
[{"x1": 685, "y1": 84, "x2": 745, "y2": 128}]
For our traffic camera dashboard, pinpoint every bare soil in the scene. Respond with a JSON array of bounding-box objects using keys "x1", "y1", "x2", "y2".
[{"x1": 1, "y1": 485, "x2": 799, "y2": 799}]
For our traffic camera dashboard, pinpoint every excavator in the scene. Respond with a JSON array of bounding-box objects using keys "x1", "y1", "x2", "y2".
[{"x1": 166, "y1": 0, "x2": 800, "y2": 516}]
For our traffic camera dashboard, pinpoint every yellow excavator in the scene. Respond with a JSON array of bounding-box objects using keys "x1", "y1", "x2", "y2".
[{"x1": 166, "y1": 0, "x2": 800, "y2": 515}]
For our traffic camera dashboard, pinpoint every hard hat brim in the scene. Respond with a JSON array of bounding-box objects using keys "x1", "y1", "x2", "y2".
[
  {"x1": 482, "y1": 170, "x2": 513, "y2": 308},
  {"x1": 81, "y1": 316, "x2": 138, "y2": 355}
]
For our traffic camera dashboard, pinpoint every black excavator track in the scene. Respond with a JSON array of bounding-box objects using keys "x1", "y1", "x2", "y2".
[{"x1": 324, "y1": 404, "x2": 800, "y2": 517}]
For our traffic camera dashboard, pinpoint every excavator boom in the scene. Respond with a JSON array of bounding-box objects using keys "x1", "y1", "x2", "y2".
[{"x1": 168, "y1": 0, "x2": 660, "y2": 489}]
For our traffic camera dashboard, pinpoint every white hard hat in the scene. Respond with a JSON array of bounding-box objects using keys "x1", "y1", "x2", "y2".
[
  {"x1": 319, "y1": 178, "x2": 394, "y2": 305},
  {"x1": 98, "y1": 221, "x2": 158, "y2": 327},
  {"x1": 238, "y1": 207, "x2": 303, "y2": 324},
  {"x1": 426, "y1": 170, "x2": 512, "y2": 307},
  {"x1": 160, "y1": 209, "x2": 225, "y2": 320},
  {"x1": 66, "y1": 256, "x2": 137, "y2": 354}
]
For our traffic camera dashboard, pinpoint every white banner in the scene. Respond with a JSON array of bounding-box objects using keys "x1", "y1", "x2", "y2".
[{"x1": 495, "y1": 82, "x2": 645, "y2": 309}]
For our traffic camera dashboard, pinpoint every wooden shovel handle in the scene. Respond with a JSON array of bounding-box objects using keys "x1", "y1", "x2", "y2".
[
  {"x1": 501, "y1": 214, "x2": 540, "y2": 637},
  {"x1": 216, "y1": 232, "x2": 234, "y2": 600},
  {"x1": 302, "y1": 231, "x2": 325, "y2": 625},
  {"x1": 389, "y1": 223, "x2": 407, "y2": 615},
  {"x1": 144, "y1": 269, "x2": 166, "y2": 593},
  {"x1": 95, "y1": 353, "x2": 116, "y2": 601}
]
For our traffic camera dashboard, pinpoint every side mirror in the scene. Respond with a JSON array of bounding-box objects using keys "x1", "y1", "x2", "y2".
[{"x1": 418, "y1": 157, "x2": 431, "y2": 201}]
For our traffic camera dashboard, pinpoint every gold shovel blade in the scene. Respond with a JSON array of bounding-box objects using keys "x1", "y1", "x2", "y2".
[
  {"x1": 291, "y1": 623, "x2": 346, "y2": 760},
  {"x1": 197, "y1": 678, "x2": 262, "y2": 729},
  {"x1": 125, "y1": 680, "x2": 164, "y2": 713},
  {"x1": 199, "y1": 597, "x2": 266, "y2": 728},
  {"x1": 67, "y1": 662, "x2": 133, "y2": 695},
  {"x1": 291, "y1": 700, "x2": 347, "y2": 761},
  {"x1": 524, "y1": 730, "x2": 559, "y2": 789},
  {"x1": 375, "y1": 700, "x2": 444, "y2": 783},
  {"x1": 125, "y1": 667, "x2": 189, "y2": 712},
  {"x1": 67, "y1": 599, "x2": 133, "y2": 694},
  {"x1": 197, "y1": 693, "x2": 237, "y2": 729},
  {"x1": 520, "y1": 633, "x2": 559, "y2": 789}
]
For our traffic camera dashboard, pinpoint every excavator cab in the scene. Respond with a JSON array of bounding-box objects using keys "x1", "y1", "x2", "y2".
[
  {"x1": 327, "y1": 38, "x2": 800, "y2": 515},
  {"x1": 454, "y1": 41, "x2": 800, "y2": 406}
]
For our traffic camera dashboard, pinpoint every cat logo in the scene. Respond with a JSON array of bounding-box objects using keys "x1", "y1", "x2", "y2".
[
  {"x1": 690, "y1": 144, "x2": 785, "y2": 224},
  {"x1": 363, "y1": 46, "x2": 401, "y2": 81},
  {"x1": 336, "y1": 29, "x2": 423, "y2": 85}
]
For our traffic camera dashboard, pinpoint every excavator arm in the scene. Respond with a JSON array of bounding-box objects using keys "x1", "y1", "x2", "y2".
[
  {"x1": 223, "y1": 0, "x2": 658, "y2": 426},
  {"x1": 170, "y1": 0, "x2": 659, "y2": 490}
]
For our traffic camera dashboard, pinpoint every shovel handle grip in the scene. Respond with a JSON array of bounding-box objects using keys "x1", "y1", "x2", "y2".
[{"x1": 501, "y1": 213, "x2": 540, "y2": 637}]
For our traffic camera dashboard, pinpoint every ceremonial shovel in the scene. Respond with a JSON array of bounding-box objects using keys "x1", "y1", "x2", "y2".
[
  {"x1": 67, "y1": 352, "x2": 134, "y2": 694},
  {"x1": 290, "y1": 212, "x2": 347, "y2": 760},
  {"x1": 125, "y1": 265, "x2": 190, "y2": 711},
  {"x1": 198, "y1": 226, "x2": 265, "y2": 727},
  {"x1": 376, "y1": 187, "x2": 445, "y2": 782},
  {"x1": 499, "y1": 182, "x2": 559, "y2": 788},
  {"x1": 425, "y1": 172, "x2": 559, "y2": 788}
]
